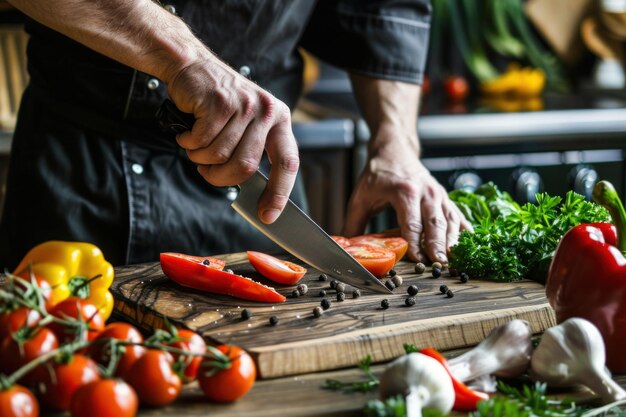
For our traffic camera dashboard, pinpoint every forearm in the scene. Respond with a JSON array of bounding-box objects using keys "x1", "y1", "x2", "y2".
[
  {"x1": 7, "y1": 0, "x2": 211, "y2": 83},
  {"x1": 349, "y1": 73, "x2": 422, "y2": 157}
]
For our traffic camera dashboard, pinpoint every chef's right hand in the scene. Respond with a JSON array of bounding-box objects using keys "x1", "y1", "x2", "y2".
[{"x1": 166, "y1": 56, "x2": 300, "y2": 224}]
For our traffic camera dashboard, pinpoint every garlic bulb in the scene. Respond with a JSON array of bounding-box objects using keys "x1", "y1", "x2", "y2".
[
  {"x1": 379, "y1": 353, "x2": 455, "y2": 417},
  {"x1": 530, "y1": 317, "x2": 626, "y2": 405}
]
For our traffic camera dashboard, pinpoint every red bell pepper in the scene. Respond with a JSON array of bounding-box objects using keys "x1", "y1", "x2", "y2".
[
  {"x1": 419, "y1": 347, "x2": 489, "y2": 411},
  {"x1": 546, "y1": 180, "x2": 625, "y2": 371},
  {"x1": 160, "y1": 252, "x2": 286, "y2": 303}
]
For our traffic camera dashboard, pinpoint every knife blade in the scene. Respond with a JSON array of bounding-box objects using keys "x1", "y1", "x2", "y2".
[{"x1": 156, "y1": 99, "x2": 391, "y2": 293}]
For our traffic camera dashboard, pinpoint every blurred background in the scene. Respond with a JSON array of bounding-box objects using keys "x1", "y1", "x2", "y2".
[{"x1": 1, "y1": 0, "x2": 626, "y2": 234}]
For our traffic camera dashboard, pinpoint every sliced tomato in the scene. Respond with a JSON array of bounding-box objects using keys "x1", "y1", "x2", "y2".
[
  {"x1": 345, "y1": 245, "x2": 396, "y2": 277},
  {"x1": 159, "y1": 252, "x2": 225, "y2": 270},
  {"x1": 160, "y1": 253, "x2": 286, "y2": 303},
  {"x1": 349, "y1": 233, "x2": 409, "y2": 262},
  {"x1": 331, "y1": 236, "x2": 351, "y2": 248},
  {"x1": 246, "y1": 251, "x2": 307, "y2": 285}
]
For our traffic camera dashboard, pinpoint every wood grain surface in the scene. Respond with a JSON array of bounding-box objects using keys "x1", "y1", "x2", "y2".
[{"x1": 111, "y1": 253, "x2": 556, "y2": 379}]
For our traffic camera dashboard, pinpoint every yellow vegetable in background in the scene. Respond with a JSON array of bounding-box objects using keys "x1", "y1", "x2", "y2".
[{"x1": 480, "y1": 64, "x2": 546, "y2": 97}]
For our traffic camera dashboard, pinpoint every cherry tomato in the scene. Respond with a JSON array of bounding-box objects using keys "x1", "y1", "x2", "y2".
[
  {"x1": 444, "y1": 76, "x2": 470, "y2": 102},
  {"x1": 422, "y1": 75, "x2": 431, "y2": 96},
  {"x1": 198, "y1": 345, "x2": 256, "y2": 403},
  {"x1": 345, "y1": 245, "x2": 396, "y2": 277},
  {"x1": 0, "y1": 308, "x2": 41, "y2": 342},
  {"x1": 90, "y1": 322, "x2": 146, "y2": 379},
  {"x1": 48, "y1": 298, "x2": 105, "y2": 344},
  {"x1": 70, "y1": 379, "x2": 138, "y2": 417},
  {"x1": 15, "y1": 272, "x2": 57, "y2": 310},
  {"x1": 166, "y1": 329, "x2": 206, "y2": 383},
  {"x1": 126, "y1": 350, "x2": 182, "y2": 407},
  {"x1": 39, "y1": 354, "x2": 100, "y2": 411},
  {"x1": 246, "y1": 251, "x2": 307, "y2": 285},
  {"x1": 0, "y1": 385, "x2": 39, "y2": 417},
  {"x1": 331, "y1": 236, "x2": 351, "y2": 248},
  {"x1": 349, "y1": 234, "x2": 409, "y2": 262},
  {"x1": 0, "y1": 327, "x2": 59, "y2": 384}
]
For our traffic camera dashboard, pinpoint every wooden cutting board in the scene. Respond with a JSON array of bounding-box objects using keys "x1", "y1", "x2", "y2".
[{"x1": 111, "y1": 253, "x2": 556, "y2": 379}]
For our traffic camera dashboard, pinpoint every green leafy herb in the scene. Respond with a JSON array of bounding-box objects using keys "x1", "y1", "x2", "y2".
[
  {"x1": 363, "y1": 396, "x2": 445, "y2": 417},
  {"x1": 322, "y1": 355, "x2": 379, "y2": 393},
  {"x1": 449, "y1": 183, "x2": 610, "y2": 282}
]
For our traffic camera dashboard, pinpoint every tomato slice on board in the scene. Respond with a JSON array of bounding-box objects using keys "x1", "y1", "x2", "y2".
[
  {"x1": 345, "y1": 245, "x2": 396, "y2": 277},
  {"x1": 246, "y1": 251, "x2": 307, "y2": 285},
  {"x1": 159, "y1": 252, "x2": 225, "y2": 271},
  {"x1": 349, "y1": 233, "x2": 409, "y2": 262},
  {"x1": 160, "y1": 253, "x2": 286, "y2": 303},
  {"x1": 331, "y1": 236, "x2": 351, "y2": 248}
]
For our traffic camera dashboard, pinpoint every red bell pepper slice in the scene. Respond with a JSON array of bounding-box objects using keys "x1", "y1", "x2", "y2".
[
  {"x1": 160, "y1": 252, "x2": 286, "y2": 303},
  {"x1": 546, "y1": 180, "x2": 626, "y2": 371},
  {"x1": 419, "y1": 347, "x2": 489, "y2": 411}
]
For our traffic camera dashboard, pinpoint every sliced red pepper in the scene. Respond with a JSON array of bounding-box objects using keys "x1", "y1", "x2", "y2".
[
  {"x1": 160, "y1": 252, "x2": 226, "y2": 270},
  {"x1": 160, "y1": 252, "x2": 285, "y2": 303},
  {"x1": 419, "y1": 347, "x2": 489, "y2": 411}
]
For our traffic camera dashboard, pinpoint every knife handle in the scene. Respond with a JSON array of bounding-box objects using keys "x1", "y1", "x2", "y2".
[{"x1": 156, "y1": 99, "x2": 195, "y2": 134}]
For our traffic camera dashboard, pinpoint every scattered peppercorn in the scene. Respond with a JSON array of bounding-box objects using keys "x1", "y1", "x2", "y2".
[
  {"x1": 432, "y1": 268, "x2": 442, "y2": 278},
  {"x1": 202, "y1": 259, "x2": 211, "y2": 266},
  {"x1": 449, "y1": 268, "x2": 458, "y2": 277},
  {"x1": 241, "y1": 309, "x2": 251, "y2": 320},
  {"x1": 391, "y1": 275, "x2": 403, "y2": 287},
  {"x1": 291, "y1": 289, "x2": 300, "y2": 298},
  {"x1": 388, "y1": 269, "x2": 397, "y2": 277},
  {"x1": 336, "y1": 292, "x2": 345, "y2": 302},
  {"x1": 319, "y1": 273, "x2": 328, "y2": 282},
  {"x1": 460, "y1": 273, "x2": 469, "y2": 283},
  {"x1": 269, "y1": 316, "x2": 279, "y2": 326},
  {"x1": 297, "y1": 283, "x2": 308, "y2": 295},
  {"x1": 352, "y1": 289, "x2": 361, "y2": 299},
  {"x1": 414, "y1": 263, "x2": 426, "y2": 274},
  {"x1": 330, "y1": 280, "x2": 338, "y2": 289},
  {"x1": 405, "y1": 297, "x2": 416, "y2": 307},
  {"x1": 335, "y1": 282, "x2": 346, "y2": 293},
  {"x1": 432, "y1": 262, "x2": 443, "y2": 271},
  {"x1": 313, "y1": 306, "x2": 323, "y2": 318},
  {"x1": 439, "y1": 284, "x2": 448, "y2": 294},
  {"x1": 385, "y1": 280, "x2": 396, "y2": 291},
  {"x1": 319, "y1": 290, "x2": 327, "y2": 297},
  {"x1": 407, "y1": 285, "x2": 419, "y2": 296},
  {"x1": 321, "y1": 298, "x2": 331, "y2": 310},
  {"x1": 446, "y1": 289, "x2": 454, "y2": 298},
  {"x1": 381, "y1": 299, "x2": 390, "y2": 309}
]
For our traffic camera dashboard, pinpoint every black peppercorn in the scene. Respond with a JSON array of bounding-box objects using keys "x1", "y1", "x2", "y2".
[
  {"x1": 319, "y1": 273, "x2": 328, "y2": 281},
  {"x1": 460, "y1": 273, "x2": 469, "y2": 283},
  {"x1": 432, "y1": 262, "x2": 443, "y2": 271},
  {"x1": 439, "y1": 284, "x2": 448, "y2": 294},
  {"x1": 407, "y1": 285, "x2": 419, "y2": 296},
  {"x1": 391, "y1": 275, "x2": 403, "y2": 287},
  {"x1": 414, "y1": 263, "x2": 426, "y2": 274},
  {"x1": 352, "y1": 289, "x2": 361, "y2": 299},
  {"x1": 330, "y1": 280, "x2": 338, "y2": 289},
  {"x1": 313, "y1": 306, "x2": 323, "y2": 318},
  {"x1": 389, "y1": 269, "x2": 397, "y2": 277},
  {"x1": 335, "y1": 282, "x2": 346, "y2": 293},
  {"x1": 405, "y1": 296, "x2": 416, "y2": 306},
  {"x1": 321, "y1": 298, "x2": 331, "y2": 310},
  {"x1": 291, "y1": 289, "x2": 300, "y2": 298},
  {"x1": 385, "y1": 280, "x2": 396, "y2": 291},
  {"x1": 319, "y1": 290, "x2": 327, "y2": 297},
  {"x1": 446, "y1": 289, "x2": 454, "y2": 298},
  {"x1": 297, "y1": 283, "x2": 308, "y2": 295},
  {"x1": 432, "y1": 268, "x2": 442, "y2": 278},
  {"x1": 241, "y1": 309, "x2": 251, "y2": 320},
  {"x1": 269, "y1": 316, "x2": 279, "y2": 326},
  {"x1": 336, "y1": 292, "x2": 345, "y2": 302},
  {"x1": 202, "y1": 259, "x2": 211, "y2": 266},
  {"x1": 381, "y1": 299, "x2": 390, "y2": 309}
]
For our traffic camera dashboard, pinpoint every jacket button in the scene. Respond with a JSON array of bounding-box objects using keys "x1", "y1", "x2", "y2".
[
  {"x1": 146, "y1": 78, "x2": 160, "y2": 90},
  {"x1": 164, "y1": 4, "x2": 176, "y2": 14},
  {"x1": 131, "y1": 163, "x2": 144, "y2": 175},
  {"x1": 239, "y1": 65, "x2": 251, "y2": 78},
  {"x1": 226, "y1": 187, "x2": 239, "y2": 201}
]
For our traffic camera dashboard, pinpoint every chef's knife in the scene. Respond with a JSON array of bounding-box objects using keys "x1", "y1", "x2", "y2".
[{"x1": 156, "y1": 100, "x2": 391, "y2": 293}]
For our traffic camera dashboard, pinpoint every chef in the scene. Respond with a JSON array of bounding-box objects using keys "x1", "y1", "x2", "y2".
[{"x1": 0, "y1": 0, "x2": 470, "y2": 269}]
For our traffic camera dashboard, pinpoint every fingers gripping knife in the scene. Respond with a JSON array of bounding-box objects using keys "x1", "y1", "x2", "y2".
[{"x1": 156, "y1": 100, "x2": 390, "y2": 293}]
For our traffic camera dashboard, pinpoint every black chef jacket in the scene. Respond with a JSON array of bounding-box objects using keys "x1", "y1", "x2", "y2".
[{"x1": 0, "y1": 0, "x2": 431, "y2": 269}]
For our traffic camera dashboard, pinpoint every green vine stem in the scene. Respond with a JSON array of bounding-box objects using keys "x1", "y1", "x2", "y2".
[{"x1": 592, "y1": 181, "x2": 626, "y2": 255}]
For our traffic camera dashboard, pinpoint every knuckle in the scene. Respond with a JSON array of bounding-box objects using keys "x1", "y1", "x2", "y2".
[
  {"x1": 427, "y1": 215, "x2": 447, "y2": 231},
  {"x1": 259, "y1": 94, "x2": 276, "y2": 122},
  {"x1": 279, "y1": 155, "x2": 300, "y2": 174},
  {"x1": 240, "y1": 93, "x2": 257, "y2": 119},
  {"x1": 237, "y1": 158, "x2": 258, "y2": 177},
  {"x1": 266, "y1": 193, "x2": 290, "y2": 211},
  {"x1": 211, "y1": 150, "x2": 230, "y2": 164},
  {"x1": 404, "y1": 220, "x2": 424, "y2": 236}
]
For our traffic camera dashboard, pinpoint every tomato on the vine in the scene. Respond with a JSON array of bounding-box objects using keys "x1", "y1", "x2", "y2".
[
  {"x1": 444, "y1": 75, "x2": 470, "y2": 102},
  {"x1": 0, "y1": 308, "x2": 41, "y2": 341},
  {"x1": 70, "y1": 379, "x2": 138, "y2": 417},
  {"x1": 126, "y1": 350, "x2": 182, "y2": 406},
  {"x1": 90, "y1": 322, "x2": 146, "y2": 379},
  {"x1": 48, "y1": 297, "x2": 105, "y2": 343},
  {"x1": 345, "y1": 245, "x2": 396, "y2": 277},
  {"x1": 39, "y1": 354, "x2": 100, "y2": 411},
  {"x1": 246, "y1": 251, "x2": 307, "y2": 285},
  {"x1": 0, "y1": 327, "x2": 59, "y2": 384},
  {"x1": 0, "y1": 385, "x2": 38, "y2": 417},
  {"x1": 198, "y1": 344, "x2": 256, "y2": 403},
  {"x1": 166, "y1": 329, "x2": 206, "y2": 383}
]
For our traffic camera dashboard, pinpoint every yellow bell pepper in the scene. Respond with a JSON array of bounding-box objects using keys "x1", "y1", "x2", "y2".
[
  {"x1": 13, "y1": 241, "x2": 115, "y2": 320},
  {"x1": 480, "y1": 64, "x2": 545, "y2": 97}
]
